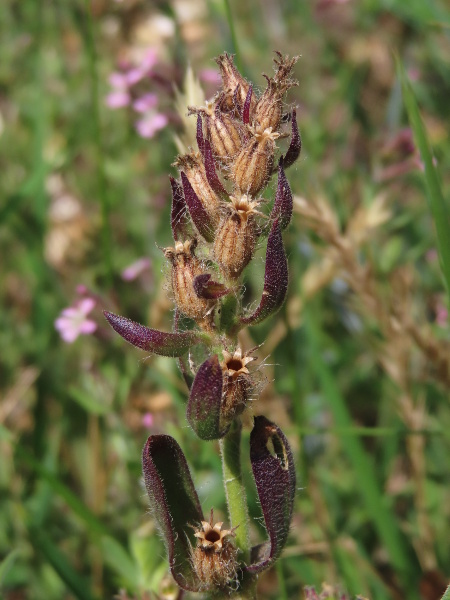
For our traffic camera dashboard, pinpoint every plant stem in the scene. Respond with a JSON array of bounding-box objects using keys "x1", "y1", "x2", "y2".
[{"x1": 219, "y1": 418, "x2": 251, "y2": 563}]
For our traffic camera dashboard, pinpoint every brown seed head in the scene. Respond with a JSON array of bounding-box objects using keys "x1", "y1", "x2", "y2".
[
  {"x1": 254, "y1": 52, "x2": 299, "y2": 132},
  {"x1": 220, "y1": 348, "x2": 255, "y2": 422},
  {"x1": 173, "y1": 151, "x2": 221, "y2": 226},
  {"x1": 164, "y1": 239, "x2": 215, "y2": 327},
  {"x1": 215, "y1": 53, "x2": 256, "y2": 116},
  {"x1": 191, "y1": 510, "x2": 238, "y2": 590},
  {"x1": 189, "y1": 102, "x2": 243, "y2": 161},
  {"x1": 232, "y1": 127, "x2": 280, "y2": 197},
  {"x1": 213, "y1": 195, "x2": 260, "y2": 280}
]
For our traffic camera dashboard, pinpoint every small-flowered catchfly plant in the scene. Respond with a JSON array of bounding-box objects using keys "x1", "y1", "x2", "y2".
[{"x1": 105, "y1": 51, "x2": 301, "y2": 598}]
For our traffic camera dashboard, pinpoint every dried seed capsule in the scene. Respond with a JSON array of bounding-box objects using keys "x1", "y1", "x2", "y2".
[
  {"x1": 254, "y1": 52, "x2": 299, "y2": 133},
  {"x1": 213, "y1": 195, "x2": 261, "y2": 280},
  {"x1": 220, "y1": 347, "x2": 255, "y2": 423},
  {"x1": 164, "y1": 239, "x2": 214, "y2": 328},
  {"x1": 173, "y1": 151, "x2": 221, "y2": 227},
  {"x1": 232, "y1": 127, "x2": 280, "y2": 197},
  {"x1": 191, "y1": 510, "x2": 238, "y2": 591},
  {"x1": 188, "y1": 103, "x2": 242, "y2": 161},
  {"x1": 215, "y1": 52, "x2": 257, "y2": 116}
]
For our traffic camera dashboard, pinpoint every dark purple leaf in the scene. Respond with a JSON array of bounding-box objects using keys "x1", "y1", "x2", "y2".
[
  {"x1": 240, "y1": 220, "x2": 288, "y2": 326},
  {"x1": 196, "y1": 115, "x2": 204, "y2": 156},
  {"x1": 203, "y1": 139, "x2": 228, "y2": 198},
  {"x1": 282, "y1": 108, "x2": 301, "y2": 169},
  {"x1": 142, "y1": 435, "x2": 203, "y2": 591},
  {"x1": 187, "y1": 355, "x2": 228, "y2": 440},
  {"x1": 180, "y1": 171, "x2": 215, "y2": 243},
  {"x1": 270, "y1": 159, "x2": 292, "y2": 230},
  {"x1": 247, "y1": 416, "x2": 296, "y2": 573},
  {"x1": 170, "y1": 176, "x2": 189, "y2": 241},
  {"x1": 242, "y1": 85, "x2": 253, "y2": 125},
  {"x1": 193, "y1": 274, "x2": 230, "y2": 300},
  {"x1": 104, "y1": 311, "x2": 200, "y2": 357}
]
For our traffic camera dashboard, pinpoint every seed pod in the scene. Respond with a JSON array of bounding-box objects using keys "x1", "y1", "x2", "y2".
[
  {"x1": 220, "y1": 347, "x2": 255, "y2": 423},
  {"x1": 164, "y1": 239, "x2": 215, "y2": 328},
  {"x1": 191, "y1": 510, "x2": 238, "y2": 591},
  {"x1": 215, "y1": 52, "x2": 257, "y2": 116},
  {"x1": 189, "y1": 103, "x2": 242, "y2": 161},
  {"x1": 232, "y1": 128, "x2": 280, "y2": 197},
  {"x1": 213, "y1": 195, "x2": 261, "y2": 280},
  {"x1": 254, "y1": 52, "x2": 299, "y2": 133},
  {"x1": 173, "y1": 151, "x2": 221, "y2": 227}
]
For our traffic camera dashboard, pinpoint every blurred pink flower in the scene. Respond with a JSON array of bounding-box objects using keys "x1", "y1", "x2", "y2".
[
  {"x1": 142, "y1": 412, "x2": 154, "y2": 429},
  {"x1": 55, "y1": 298, "x2": 97, "y2": 343},
  {"x1": 436, "y1": 301, "x2": 448, "y2": 327},
  {"x1": 135, "y1": 112, "x2": 168, "y2": 138},
  {"x1": 121, "y1": 257, "x2": 151, "y2": 281},
  {"x1": 132, "y1": 93, "x2": 158, "y2": 113},
  {"x1": 426, "y1": 249, "x2": 438, "y2": 262},
  {"x1": 199, "y1": 68, "x2": 221, "y2": 84},
  {"x1": 106, "y1": 90, "x2": 131, "y2": 109}
]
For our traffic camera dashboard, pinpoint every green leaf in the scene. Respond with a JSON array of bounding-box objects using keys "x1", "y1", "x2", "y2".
[{"x1": 397, "y1": 57, "x2": 450, "y2": 304}]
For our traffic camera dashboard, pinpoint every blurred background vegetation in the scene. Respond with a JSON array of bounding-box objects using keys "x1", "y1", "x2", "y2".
[{"x1": 1, "y1": 0, "x2": 449, "y2": 598}]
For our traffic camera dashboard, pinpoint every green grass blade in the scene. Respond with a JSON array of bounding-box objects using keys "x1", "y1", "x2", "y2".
[
  {"x1": 223, "y1": 0, "x2": 242, "y2": 73},
  {"x1": 397, "y1": 57, "x2": 450, "y2": 302},
  {"x1": 0, "y1": 549, "x2": 20, "y2": 587},
  {"x1": 29, "y1": 524, "x2": 98, "y2": 600},
  {"x1": 302, "y1": 304, "x2": 418, "y2": 595}
]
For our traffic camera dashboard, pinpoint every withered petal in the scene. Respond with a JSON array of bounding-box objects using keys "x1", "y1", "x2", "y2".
[
  {"x1": 240, "y1": 219, "x2": 288, "y2": 326},
  {"x1": 203, "y1": 139, "x2": 228, "y2": 198},
  {"x1": 196, "y1": 114, "x2": 205, "y2": 156},
  {"x1": 193, "y1": 274, "x2": 230, "y2": 300},
  {"x1": 270, "y1": 159, "x2": 293, "y2": 230},
  {"x1": 104, "y1": 311, "x2": 200, "y2": 357},
  {"x1": 282, "y1": 108, "x2": 301, "y2": 169},
  {"x1": 181, "y1": 171, "x2": 215, "y2": 242},
  {"x1": 247, "y1": 416, "x2": 296, "y2": 573},
  {"x1": 243, "y1": 85, "x2": 253, "y2": 125},
  {"x1": 187, "y1": 355, "x2": 229, "y2": 440},
  {"x1": 142, "y1": 435, "x2": 203, "y2": 590}
]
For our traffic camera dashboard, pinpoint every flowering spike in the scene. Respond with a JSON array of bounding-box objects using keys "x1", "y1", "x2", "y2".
[
  {"x1": 247, "y1": 416, "x2": 296, "y2": 573},
  {"x1": 241, "y1": 219, "x2": 288, "y2": 325},
  {"x1": 187, "y1": 355, "x2": 228, "y2": 440},
  {"x1": 282, "y1": 108, "x2": 301, "y2": 169},
  {"x1": 104, "y1": 311, "x2": 200, "y2": 357},
  {"x1": 180, "y1": 171, "x2": 215, "y2": 242},
  {"x1": 203, "y1": 139, "x2": 228, "y2": 198},
  {"x1": 142, "y1": 435, "x2": 204, "y2": 591},
  {"x1": 270, "y1": 159, "x2": 293, "y2": 230},
  {"x1": 242, "y1": 85, "x2": 253, "y2": 125},
  {"x1": 170, "y1": 176, "x2": 189, "y2": 241},
  {"x1": 196, "y1": 114, "x2": 205, "y2": 156},
  {"x1": 193, "y1": 274, "x2": 230, "y2": 300}
]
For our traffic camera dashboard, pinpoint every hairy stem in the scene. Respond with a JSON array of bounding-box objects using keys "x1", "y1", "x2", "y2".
[{"x1": 219, "y1": 418, "x2": 251, "y2": 563}]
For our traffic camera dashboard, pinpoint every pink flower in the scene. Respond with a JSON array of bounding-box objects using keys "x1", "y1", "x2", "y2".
[
  {"x1": 55, "y1": 298, "x2": 97, "y2": 343},
  {"x1": 135, "y1": 112, "x2": 168, "y2": 138},
  {"x1": 132, "y1": 93, "x2": 158, "y2": 113},
  {"x1": 106, "y1": 90, "x2": 131, "y2": 109},
  {"x1": 436, "y1": 301, "x2": 448, "y2": 327},
  {"x1": 199, "y1": 68, "x2": 221, "y2": 85},
  {"x1": 121, "y1": 257, "x2": 151, "y2": 281},
  {"x1": 142, "y1": 412, "x2": 154, "y2": 429}
]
